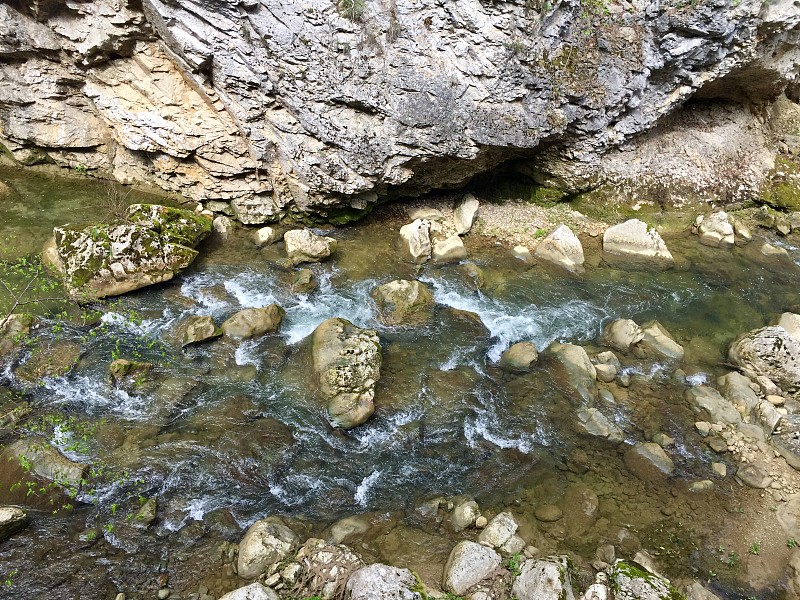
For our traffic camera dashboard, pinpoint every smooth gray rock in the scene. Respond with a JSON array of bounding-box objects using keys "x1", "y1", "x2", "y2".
[
  {"x1": 442, "y1": 541, "x2": 501, "y2": 596},
  {"x1": 371, "y1": 280, "x2": 435, "y2": 326},
  {"x1": 512, "y1": 556, "x2": 576, "y2": 600},
  {"x1": 221, "y1": 305, "x2": 285, "y2": 339},
  {"x1": 636, "y1": 321, "x2": 684, "y2": 361},
  {"x1": 284, "y1": 229, "x2": 337, "y2": 266},
  {"x1": 717, "y1": 372, "x2": 760, "y2": 416},
  {"x1": 499, "y1": 342, "x2": 539, "y2": 373},
  {"x1": 601, "y1": 319, "x2": 644, "y2": 353},
  {"x1": 685, "y1": 386, "x2": 741, "y2": 425},
  {"x1": 624, "y1": 442, "x2": 674, "y2": 481},
  {"x1": 533, "y1": 224, "x2": 585, "y2": 275},
  {"x1": 545, "y1": 342, "x2": 597, "y2": 405},
  {"x1": 237, "y1": 517, "x2": 299, "y2": 580},
  {"x1": 602, "y1": 220, "x2": 675, "y2": 269},
  {"x1": 454, "y1": 194, "x2": 479, "y2": 235},
  {"x1": 345, "y1": 564, "x2": 421, "y2": 600},
  {"x1": 575, "y1": 408, "x2": 624, "y2": 444},
  {"x1": 432, "y1": 235, "x2": 467, "y2": 265},
  {"x1": 399, "y1": 220, "x2": 432, "y2": 264},
  {"x1": 180, "y1": 316, "x2": 222, "y2": 347}
]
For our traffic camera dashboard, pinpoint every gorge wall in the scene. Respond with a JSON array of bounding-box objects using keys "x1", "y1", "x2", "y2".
[{"x1": 0, "y1": 0, "x2": 799, "y2": 223}]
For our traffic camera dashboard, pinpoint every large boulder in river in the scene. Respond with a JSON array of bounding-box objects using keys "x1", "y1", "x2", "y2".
[
  {"x1": 371, "y1": 280, "x2": 435, "y2": 326},
  {"x1": 283, "y1": 229, "x2": 337, "y2": 265},
  {"x1": 602, "y1": 219, "x2": 675, "y2": 269},
  {"x1": 179, "y1": 315, "x2": 222, "y2": 346},
  {"x1": 512, "y1": 556, "x2": 576, "y2": 600},
  {"x1": 48, "y1": 204, "x2": 211, "y2": 300},
  {"x1": 5, "y1": 439, "x2": 88, "y2": 489},
  {"x1": 728, "y1": 326, "x2": 800, "y2": 389},
  {"x1": 221, "y1": 305, "x2": 285, "y2": 339},
  {"x1": 545, "y1": 342, "x2": 597, "y2": 405},
  {"x1": 499, "y1": 342, "x2": 539, "y2": 373},
  {"x1": 345, "y1": 564, "x2": 421, "y2": 600},
  {"x1": 0, "y1": 506, "x2": 29, "y2": 542},
  {"x1": 237, "y1": 516, "x2": 299, "y2": 579},
  {"x1": 600, "y1": 319, "x2": 644, "y2": 353},
  {"x1": 533, "y1": 224, "x2": 585, "y2": 275},
  {"x1": 311, "y1": 318, "x2": 382, "y2": 429},
  {"x1": 399, "y1": 220, "x2": 432, "y2": 264},
  {"x1": 432, "y1": 235, "x2": 467, "y2": 265},
  {"x1": 635, "y1": 321, "x2": 684, "y2": 360}
]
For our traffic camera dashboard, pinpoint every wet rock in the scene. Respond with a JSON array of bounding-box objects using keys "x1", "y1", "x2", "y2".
[
  {"x1": 545, "y1": 342, "x2": 597, "y2": 405},
  {"x1": 478, "y1": 512, "x2": 524, "y2": 554},
  {"x1": 602, "y1": 220, "x2": 675, "y2": 269},
  {"x1": 399, "y1": 220, "x2": 432, "y2": 264},
  {"x1": 729, "y1": 326, "x2": 800, "y2": 389},
  {"x1": 513, "y1": 246, "x2": 533, "y2": 262},
  {"x1": 284, "y1": 229, "x2": 337, "y2": 266},
  {"x1": 50, "y1": 204, "x2": 211, "y2": 299},
  {"x1": 253, "y1": 226, "x2": 282, "y2": 247},
  {"x1": 293, "y1": 538, "x2": 364, "y2": 599},
  {"x1": 756, "y1": 400, "x2": 782, "y2": 433},
  {"x1": 221, "y1": 305, "x2": 285, "y2": 339},
  {"x1": 132, "y1": 498, "x2": 158, "y2": 529},
  {"x1": 432, "y1": 235, "x2": 467, "y2": 265},
  {"x1": 213, "y1": 215, "x2": 233, "y2": 239},
  {"x1": 292, "y1": 269, "x2": 316, "y2": 294},
  {"x1": 345, "y1": 563, "x2": 421, "y2": 600},
  {"x1": 600, "y1": 319, "x2": 644, "y2": 353},
  {"x1": 498, "y1": 342, "x2": 538, "y2": 373},
  {"x1": 652, "y1": 432, "x2": 674, "y2": 448},
  {"x1": 442, "y1": 540, "x2": 501, "y2": 596},
  {"x1": 761, "y1": 242, "x2": 789, "y2": 258},
  {"x1": 595, "y1": 363, "x2": 617, "y2": 383},
  {"x1": 692, "y1": 212, "x2": 735, "y2": 248},
  {"x1": 237, "y1": 516, "x2": 299, "y2": 579},
  {"x1": 328, "y1": 514, "x2": 371, "y2": 545},
  {"x1": 610, "y1": 560, "x2": 683, "y2": 600},
  {"x1": 533, "y1": 224, "x2": 585, "y2": 275},
  {"x1": 685, "y1": 386, "x2": 741, "y2": 425},
  {"x1": 14, "y1": 340, "x2": 81, "y2": 385},
  {"x1": 779, "y1": 312, "x2": 800, "y2": 341},
  {"x1": 459, "y1": 262, "x2": 485, "y2": 291},
  {"x1": 624, "y1": 442, "x2": 674, "y2": 482},
  {"x1": 451, "y1": 498, "x2": 480, "y2": 531},
  {"x1": 735, "y1": 463, "x2": 772, "y2": 489},
  {"x1": 512, "y1": 556, "x2": 576, "y2": 600},
  {"x1": 0, "y1": 506, "x2": 29, "y2": 541},
  {"x1": 311, "y1": 318, "x2": 382, "y2": 429},
  {"x1": 636, "y1": 321, "x2": 684, "y2": 361},
  {"x1": 535, "y1": 505, "x2": 563, "y2": 523},
  {"x1": 0, "y1": 314, "x2": 36, "y2": 359},
  {"x1": 218, "y1": 583, "x2": 279, "y2": 600},
  {"x1": 371, "y1": 280, "x2": 435, "y2": 326},
  {"x1": 108, "y1": 359, "x2": 152, "y2": 389},
  {"x1": 179, "y1": 315, "x2": 222, "y2": 347},
  {"x1": 717, "y1": 372, "x2": 760, "y2": 416},
  {"x1": 685, "y1": 581, "x2": 723, "y2": 600},
  {"x1": 562, "y1": 485, "x2": 599, "y2": 537},
  {"x1": 454, "y1": 194, "x2": 479, "y2": 235},
  {"x1": 575, "y1": 408, "x2": 624, "y2": 444},
  {"x1": 711, "y1": 463, "x2": 727, "y2": 478},
  {"x1": 5, "y1": 439, "x2": 88, "y2": 488}
]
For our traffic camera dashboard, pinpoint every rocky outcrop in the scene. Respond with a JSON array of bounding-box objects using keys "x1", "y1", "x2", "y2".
[
  {"x1": 729, "y1": 326, "x2": 800, "y2": 390},
  {"x1": 371, "y1": 280, "x2": 435, "y2": 326},
  {"x1": 311, "y1": 318, "x2": 382, "y2": 429},
  {"x1": 47, "y1": 204, "x2": 211, "y2": 300},
  {"x1": 533, "y1": 225, "x2": 585, "y2": 275},
  {"x1": 1, "y1": 0, "x2": 797, "y2": 220},
  {"x1": 602, "y1": 220, "x2": 675, "y2": 269}
]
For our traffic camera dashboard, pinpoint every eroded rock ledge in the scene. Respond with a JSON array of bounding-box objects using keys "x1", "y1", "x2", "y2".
[{"x1": 0, "y1": 0, "x2": 798, "y2": 223}]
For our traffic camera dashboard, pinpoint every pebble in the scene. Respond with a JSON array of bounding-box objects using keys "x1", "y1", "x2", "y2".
[
  {"x1": 475, "y1": 515, "x2": 488, "y2": 528},
  {"x1": 534, "y1": 504, "x2": 563, "y2": 522},
  {"x1": 766, "y1": 394, "x2": 785, "y2": 406},
  {"x1": 711, "y1": 462, "x2": 727, "y2": 478},
  {"x1": 158, "y1": 590, "x2": 171, "y2": 600},
  {"x1": 695, "y1": 422, "x2": 711, "y2": 436}
]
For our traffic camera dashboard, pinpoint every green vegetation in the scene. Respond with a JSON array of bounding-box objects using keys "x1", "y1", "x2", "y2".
[
  {"x1": 788, "y1": 538, "x2": 798, "y2": 549},
  {"x1": 337, "y1": 0, "x2": 366, "y2": 22},
  {"x1": 748, "y1": 541, "x2": 761, "y2": 556},
  {"x1": 507, "y1": 552, "x2": 522, "y2": 577}
]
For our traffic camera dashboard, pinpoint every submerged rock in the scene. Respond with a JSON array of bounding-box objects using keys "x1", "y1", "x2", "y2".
[
  {"x1": 0, "y1": 506, "x2": 29, "y2": 542},
  {"x1": 545, "y1": 342, "x2": 597, "y2": 405},
  {"x1": 345, "y1": 563, "x2": 421, "y2": 600},
  {"x1": 729, "y1": 326, "x2": 800, "y2": 389},
  {"x1": 533, "y1": 224, "x2": 585, "y2": 275},
  {"x1": 610, "y1": 560, "x2": 685, "y2": 600},
  {"x1": 371, "y1": 280, "x2": 435, "y2": 326},
  {"x1": 5, "y1": 439, "x2": 88, "y2": 489},
  {"x1": 291, "y1": 268, "x2": 317, "y2": 294},
  {"x1": 624, "y1": 442, "x2": 674, "y2": 482},
  {"x1": 48, "y1": 204, "x2": 211, "y2": 300},
  {"x1": 499, "y1": 342, "x2": 538, "y2": 373},
  {"x1": 284, "y1": 229, "x2": 337, "y2": 266},
  {"x1": 14, "y1": 340, "x2": 81, "y2": 385},
  {"x1": 179, "y1": 315, "x2": 222, "y2": 347},
  {"x1": 221, "y1": 305, "x2": 285, "y2": 339},
  {"x1": 512, "y1": 556, "x2": 576, "y2": 600},
  {"x1": 237, "y1": 516, "x2": 299, "y2": 580},
  {"x1": 442, "y1": 540, "x2": 501, "y2": 596},
  {"x1": 399, "y1": 220, "x2": 432, "y2": 264},
  {"x1": 311, "y1": 318, "x2": 382, "y2": 429},
  {"x1": 0, "y1": 314, "x2": 36, "y2": 360},
  {"x1": 602, "y1": 220, "x2": 674, "y2": 269}
]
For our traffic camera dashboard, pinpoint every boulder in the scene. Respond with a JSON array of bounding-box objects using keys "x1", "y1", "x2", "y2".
[
  {"x1": 293, "y1": 538, "x2": 365, "y2": 599},
  {"x1": 610, "y1": 560, "x2": 683, "y2": 600},
  {"x1": 0, "y1": 314, "x2": 36, "y2": 359},
  {"x1": 213, "y1": 215, "x2": 233, "y2": 239},
  {"x1": 179, "y1": 315, "x2": 222, "y2": 347},
  {"x1": 345, "y1": 564, "x2": 421, "y2": 600},
  {"x1": 636, "y1": 321, "x2": 684, "y2": 360},
  {"x1": 5, "y1": 439, "x2": 88, "y2": 488},
  {"x1": 692, "y1": 212, "x2": 735, "y2": 248},
  {"x1": 624, "y1": 442, "x2": 674, "y2": 482},
  {"x1": 545, "y1": 342, "x2": 597, "y2": 405},
  {"x1": 602, "y1": 219, "x2": 674, "y2": 269},
  {"x1": 735, "y1": 463, "x2": 772, "y2": 488},
  {"x1": 717, "y1": 372, "x2": 760, "y2": 416},
  {"x1": 562, "y1": 485, "x2": 599, "y2": 538},
  {"x1": 328, "y1": 515, "x2": 372, "y2": 545},
  {"x1": 512, "y1": 556, "x2": 576, "y2": 600},
  {"x1": 534, "y1": 505, "x2": 562, "y2": 522},
  {"x1": 311, "y1": 318, "x2": 382, "y2": 429},
  {"x1": 730, "y1": 217, "x2": 752, "y2": 245},
  {"x1": 595, "y1": 363, "x2": 617, "y2": 383},
  {"x1": 253, "y1": 226, "x2": 282, "y2": 247},
  {"x1": 478, "y1": 512, "x2": 522, "y2": 552},
  {"x1": 432, "y1": 235, "x2": 467, "y2": 265},
  {"x1": 756, "y1": 400, "x2": 782, "y2": 433},
  {"x1": 729, "y1": 326, "x2": 800, "y2": 389},
  {"x1": 221, "y1": 305, "x2": 285, "y2": 339},
  {"x1": 14, "y1": 340, "x2": 81, "y2": 385},
  {"x1": 0, "y1": 506, "x2": 29, "y2": 542},
  {"x1": 761, "y1": 242, "x2": 789, "y2": 258},
  {"x1": 451, "y1": 498, "x2": 480, "y2": 531},
  {"x1": 685, "y1": 581, "x2": 723, "y2": 600},
  {"x1": 575, "y1": 408, "x2": 624, "y2": 444},
  {"x1": 283, "y1": 229, "x2": 337, "y2": 266},
  {"x1": 600, "y1": 319, "x2": 644, "y2": 353},
  {"x1": 292, "y1": 269, "x2": 317, "y2": 294},
  {"x1": 131, "y1": 497, "x2": 157, "y2": 529},
  {"x1": 498, "y1": 342, "x2": 538, "y2": 373},
  {"x1": 237, "y1": 516, "x2": 299, "y2": 579},
  {"x1": 218, "y1": 583, "x2": 280, "y2": 600},
  {"x1": 779, "y1": 312, "x2": 800, "y2": 341},
  {"x1": 454, "y1": 194, "x2": 480, "y2": 235},
  {"x1": 533, "y1": 224, "x2": 585, "y2": 275},
  {"x1": 108, "y1": 359, "x2": 152, "y2": 388},
  {"x1": 49, "y1": 204, "x2": 211, "y2": 299},
  {"x1": 399, "y1": 220, "x2": 431, "y2": 264},
  {"x1": 442, "y1": 541, "x2": 501, "y2": 596},
  {"x1": 685, "y1": 386, "x2": 741, "y2": 425},
  {"x1": 371, "y1": 280, "x2": 435, "y2": 326}
]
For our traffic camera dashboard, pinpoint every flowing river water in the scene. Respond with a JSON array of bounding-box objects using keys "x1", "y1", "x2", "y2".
[{"x1": 1, "y1": 167, "x2": 800, "y2": 599}]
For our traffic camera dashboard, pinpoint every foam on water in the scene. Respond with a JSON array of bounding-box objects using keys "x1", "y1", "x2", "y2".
[
  {"x1": 686, "y1": 372, "x2": 710, "y2": 386},
  {"x1": 354, "y1": 470, "x2": 381, "y2": 506},
  {"x1": 44, "y1": 375, "x2": 150, "y2": 419}
]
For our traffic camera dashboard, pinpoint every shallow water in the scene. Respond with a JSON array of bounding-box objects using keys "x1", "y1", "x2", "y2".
[{"x1": 1, "y1": 168, "x2": 800, "y2": 598}]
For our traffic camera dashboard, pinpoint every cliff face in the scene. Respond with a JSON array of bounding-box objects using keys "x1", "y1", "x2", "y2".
[{"x1": 0, "y1": 0, "x2": 798, "y2": 223}]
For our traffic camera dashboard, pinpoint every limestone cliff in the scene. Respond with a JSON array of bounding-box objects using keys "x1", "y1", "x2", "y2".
[{"x1": 0, "y1": 0, "x2": 798, "y2": 223}]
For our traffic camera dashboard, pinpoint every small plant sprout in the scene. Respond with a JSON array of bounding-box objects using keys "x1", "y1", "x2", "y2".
[{"x1": 748, "y1": 541, "x2": 761, "y2": 555}]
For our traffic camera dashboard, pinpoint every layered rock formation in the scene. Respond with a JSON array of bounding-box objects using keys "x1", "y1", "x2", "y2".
[{"x1": 0, "y1": 0, "x2": 798, "y2": 222}]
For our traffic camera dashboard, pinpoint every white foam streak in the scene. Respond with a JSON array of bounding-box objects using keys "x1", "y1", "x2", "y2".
[{"x1": 354, "y1": 470, "x2": 381, "y2": 506}]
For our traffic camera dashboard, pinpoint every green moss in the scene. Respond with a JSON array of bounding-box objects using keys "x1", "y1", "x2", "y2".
[
  {"x1": 610, "y1": 561, "x2": 685, "y2": 600},
  {"x1": 530, "y1": 185, "x2": 566, "y2": 207},
  {"x1": 760, "y1": 157, "x2": 800, "y2": 211}
]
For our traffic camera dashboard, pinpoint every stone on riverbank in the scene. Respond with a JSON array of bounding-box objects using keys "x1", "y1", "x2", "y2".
[
  {"x1": 576, "y1": 408, "x2": 624, "y2": 444},
  {"x1": 371, "y1": 280, "x2": 435, "y2": 326},
  {"x1": 454, "y1": 194, "x2": 479, "y2": 235},
  {"x1": 610, "y1": 560, "x2": 684, "y2": 600},
  {"x1": 729, "y1": 326, "x2": 800, "y2": 389},
  {"x1": 292, "y1": 538, "x2": 365, "y2": 599},
  {"x1": 717, "y1": 372, "x2": 760, "y2": 416},
  {"x1": 283, "y1": 229, "x2": 336, "y2": 266},
  {"x1": 219, "y1": 583, "x2": 279, "y2": 600},
  {"x1": 345, "y1": 563, "x2": 421, "y2": 600},
  {"x1": 624, "y1": 442, "x2": 674, "y2": 481},
  {"x1": 48, "y1": 204, "x2": 211, "y2": 300},
  {"x1": 5, "y1": 439, "x2": 88, "y2": 489},
  {"x1": 685, "y1": 386, "x2": 741, "y2": 425},
  {"x1": 478, "y1": 512, "x2": 525, "y2": 555},
  {"x1": 602, "y1": 219, "x2": 674, "y2": 269},
  {"x1": 692, "y1": 212, "x2": 735, "y2": 248},
  {"x1": 221, "y1": 305, "x2": 285, "y2": 339},
  {"x1": 311, "y1": 318, "x2": 382, "y2": 429},
  {"x1": 253, "y1": 226, "x2": 281, "y2": 247},
  {"x1": 636, "y1": 321, "x2": 684, "y2": 360},
  {"x1": 545, "y1": 342, "x2": 597, "y2": 405},
  {"x1": 237, "y1": 516, "x2": 299, "y2": 580},
  {"x1": 533, "y1": 224, "x2": 585, "y2": 275},
  {"x1": 442, "y1": 540, "x2": 501, "y2": 596},
  {"x1": 499, "y1": 342, "x2": 538, "y2": 372},
  {"x1": 399, "y1": 220, "x2": 432, "y2": 264},
  {"x1": 512, "y1": 556, "x2": 576, "y2": 600},
  {"x1": 600, "y1": 319, "x2": 644, "y2": 353},
  {"x1": 432, "y1": 235, "x2": 467, "y2": 265},
  {"x1": 0, "y1": 506, "x2": 29, "y2": 542}
]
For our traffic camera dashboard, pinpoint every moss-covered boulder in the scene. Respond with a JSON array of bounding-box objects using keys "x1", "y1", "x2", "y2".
[
  {"x1": 371, "y1": 279, "x2": 435, "y2": 326},
  {"x1": 610, "y1": 560, "x2": 685, "y2": 600},
  {"x1": 47, "y1": 204, "x2": 211, "y2": 300}
]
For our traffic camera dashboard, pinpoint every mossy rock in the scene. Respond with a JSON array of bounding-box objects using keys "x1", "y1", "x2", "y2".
[
  {"x1": 761, "y1": 157, "x2": 800, "y2": 211},
  {"x1": 610, "y1": 560, "x2": 685, "y2": 600}
]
